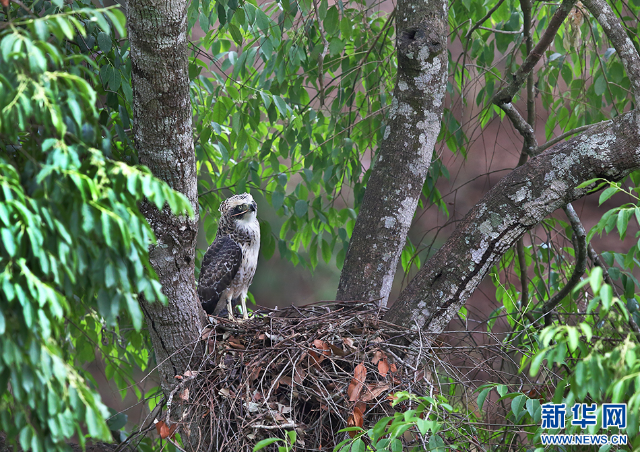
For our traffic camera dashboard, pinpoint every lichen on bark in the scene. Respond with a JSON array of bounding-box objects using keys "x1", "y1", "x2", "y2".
[
  {"x1": 336, "y1": 0, "x2": 449, "y2": 306},
  {"x1": 385, "y1": 111, "x2": 640, "y2": 340}
]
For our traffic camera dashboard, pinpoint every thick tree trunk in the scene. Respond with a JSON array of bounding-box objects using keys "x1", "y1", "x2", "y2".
[
  {"x1": 335, "y1": 0, "x2": 448, "y2": 306},
  {"x1": 384, "y1": 112, "x2": 640, "y2": 338},
  {"x1": 126, "y1": 0, "x2": 205, "y2": 392}
]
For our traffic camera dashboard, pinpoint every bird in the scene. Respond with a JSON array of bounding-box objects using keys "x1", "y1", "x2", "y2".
[{"x1": 198, "y1": 193, "x2": 260, "y2": 320}]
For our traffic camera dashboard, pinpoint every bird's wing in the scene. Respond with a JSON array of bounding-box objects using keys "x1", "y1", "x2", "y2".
[{"x1": 198, "y1": 235, "x2": 242, "y2": 314}]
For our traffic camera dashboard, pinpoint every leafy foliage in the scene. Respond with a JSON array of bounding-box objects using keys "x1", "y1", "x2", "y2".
[
  {"x1": 188, "y1": 0, "x2": 452, "y2": 275},
  {"x1": 0, "y1": 2, "x2": 191, "y2": 450}
]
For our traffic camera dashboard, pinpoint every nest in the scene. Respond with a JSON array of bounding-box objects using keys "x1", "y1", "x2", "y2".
[{"x1": 170, "y1": 301, "x2": 439, "y2": 451}]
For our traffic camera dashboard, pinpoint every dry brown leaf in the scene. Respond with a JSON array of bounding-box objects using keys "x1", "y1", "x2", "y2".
[
  {"x1": 390, "y1": 363, "x2": 397, "y2": 373},
  {"x1": 156, "y1": 420, "x2": 178, "y2": 439},
  {"x1": 347, "y1": 363, "x2": 367, "y2": 401},
  {"x1": 361, "y1": 383, "x2": 389, "y2": 402},
  {"x1": 183, "y1": 370, "x2": 197, "y2": 378},
  {"x1": 329, "y1": 343, "x2": 346, "y2": 357},
  {"x1": 355, "y1": 401, "x2": 367, "y2": 414},
  {"x1": 343, "y1": 337, "x2": 355, "y2": 349},
  {"x1": 293, "y1": 364, "x2": 307, "y2": 384},
  {"x1": 371, "y1": 349, "x2": 384, "y2": 365},
  {"x1": 313, "y1": 339, "x2": 332, "y2": 356},
  {"x1": 178, "y1": 388, "x2": 189, "y2": 402},
  {"x1": 270, "y1": 411, "x2": 287, "y2": 422},
  {"x1": 378, "y1": 358, "x2": 390, "y2": 377},
  {"x1": 227, "y1": 338, "x2": 245, "y2": 350},
  {"x1": 308, "y1": 340, "x2": 331, "y2": 369},
  {"x1": 278, "y1": 376, "x2": 293, "y2": 386},
  {"x1": 249, "y1": 366, "x2": 261, "y2": 383},
  {"x1": 347, "y1": 405, "x2": 365, "y2": 438}
]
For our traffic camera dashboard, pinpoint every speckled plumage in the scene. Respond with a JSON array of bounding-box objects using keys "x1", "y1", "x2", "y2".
[{"x1": 198, "y1": 193, "x2": 260, "y2": 319}]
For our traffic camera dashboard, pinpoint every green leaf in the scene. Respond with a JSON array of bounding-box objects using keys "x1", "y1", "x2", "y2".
[
  {"x1": 526, "y1": 398, "x2": 541, "y2": 422},
  {"x1": 1, "y1": 228, "x2": 15, "y2": 257},
  {"x1": 477, "y1": 387, "x2": 490, "y2": 410},
  {"x1": 97, "y1": 32, "x2": 111, "y2": 53},
  {"x1": 228, "y1": 23, "x2": 243, "y2": 45},
  {"x1": 106, "y1": 412, "x2": 128, "y2": 431},
  {"x1": 589, "y1": 267, "x2": 603, "y2": 293},
  {"x1": 271, "y1": 191, "x2": 284, "y2": 211},
  {"x1": 321, "y1": 239, "x2": 331, "y2": 263},
  {"x1": 511, "y1": 394, "x2": 526, "y2": 419},
  {"x1": 576, "y1": 178, "x2": 603, "y2": 189},
  {"x1": 255, "y1": 9, "x2": 270, "y2": 34},
  {"x1": 329, "y1": 38, "x2": 344, "y2": 56},
  {"x1": 567, "y1": 327, "x2": 579, "y2": 352},
  {"x1": 600, "y1": 284, "x2": 613, "y2": 309},
  {"x1": 104, "y1": 265, "x2": 116, "y2": 288},
  {"x1": 594, "y1": 75, "x2": 606, "y2": 96},
  {"x1": 125, "y1": 293, "x2": 143, "y2": 331},
  {"x1": 599, "y1": 186, "x2": 618, "y2": 205},
  {"x1": 272, "y1": 95, "x2": 288, "y2": 117},
  {"x1": 294, "y1": 200, "x2": 308, "y2": 217},
  {"x1": 323, "y1": 6, "x2": 339, "y2": 35},
  {"x1": 253, "y1": 438, "x2": 282, "y2": 451},
  {"x1": 351, "y1": 438, "x2": 365, "y2": 452}
]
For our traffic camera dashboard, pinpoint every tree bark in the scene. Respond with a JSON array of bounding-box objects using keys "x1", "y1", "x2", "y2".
[
  {"x1": 384, "y1": 111, "x2": 640, "y2": 338},
  {"x1": 335, "y1": 0, "x2": 448, "y2": 306},
  {"x1": 126, "y1": 0, "x2": 205, "y2": 393},
  {"x1": 582, "y1": 0, "x2": 640, "y2": 103}
]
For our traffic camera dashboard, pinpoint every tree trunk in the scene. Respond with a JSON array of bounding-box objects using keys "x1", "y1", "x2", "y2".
[
  {"x1": 126, "y1": 0, "x2": 205, "y2": 392},
  {"x1": 384, "y1": 111, "x2": 640, "y2": 339},
  {"x1": 335, "y1": 0, "x2": 448, "y2": 306}
]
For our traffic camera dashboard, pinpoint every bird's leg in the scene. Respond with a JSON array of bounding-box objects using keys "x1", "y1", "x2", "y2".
[
  {"x1": 241, "y1": 294, "x2": 249, "y2": 320},
  {"x1": 226, "y1": 294, "x2": 234, "y2": 321}
]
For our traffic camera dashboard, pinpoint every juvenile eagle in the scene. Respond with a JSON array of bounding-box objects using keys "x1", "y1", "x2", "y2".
[{"x1": 198, "y1": 193, "x2": 260, "y2": 320}]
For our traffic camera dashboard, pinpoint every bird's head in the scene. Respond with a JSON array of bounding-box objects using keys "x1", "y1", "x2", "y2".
[{"x1": 220, "y1": 193, "x2": 258, "y2": 224}]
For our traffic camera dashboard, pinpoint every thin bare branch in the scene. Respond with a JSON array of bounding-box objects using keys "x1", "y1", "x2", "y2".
[{"x1": 543, "y1": 204, "x2": 587, "y2": 326}]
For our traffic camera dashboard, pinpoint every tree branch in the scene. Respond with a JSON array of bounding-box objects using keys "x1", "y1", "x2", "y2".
[
  {"x1": 583, "y1": 0, "x2": 640, "y2": 103},
  {"x1": 543, "y1": 204, "x2": 587, "y2": 326},
  {"x1": 464, "y1": 0, "x2": 507, "y2": 39},
  {"x1": 515, "y1": 0, "x2": 535, "y2": 310},
  {"x1": 493, "y1": 0, "x2": 577, "y2": 105},
  {"x1": 384, "y1": 110, "x2": 640, "y2": 340}
]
